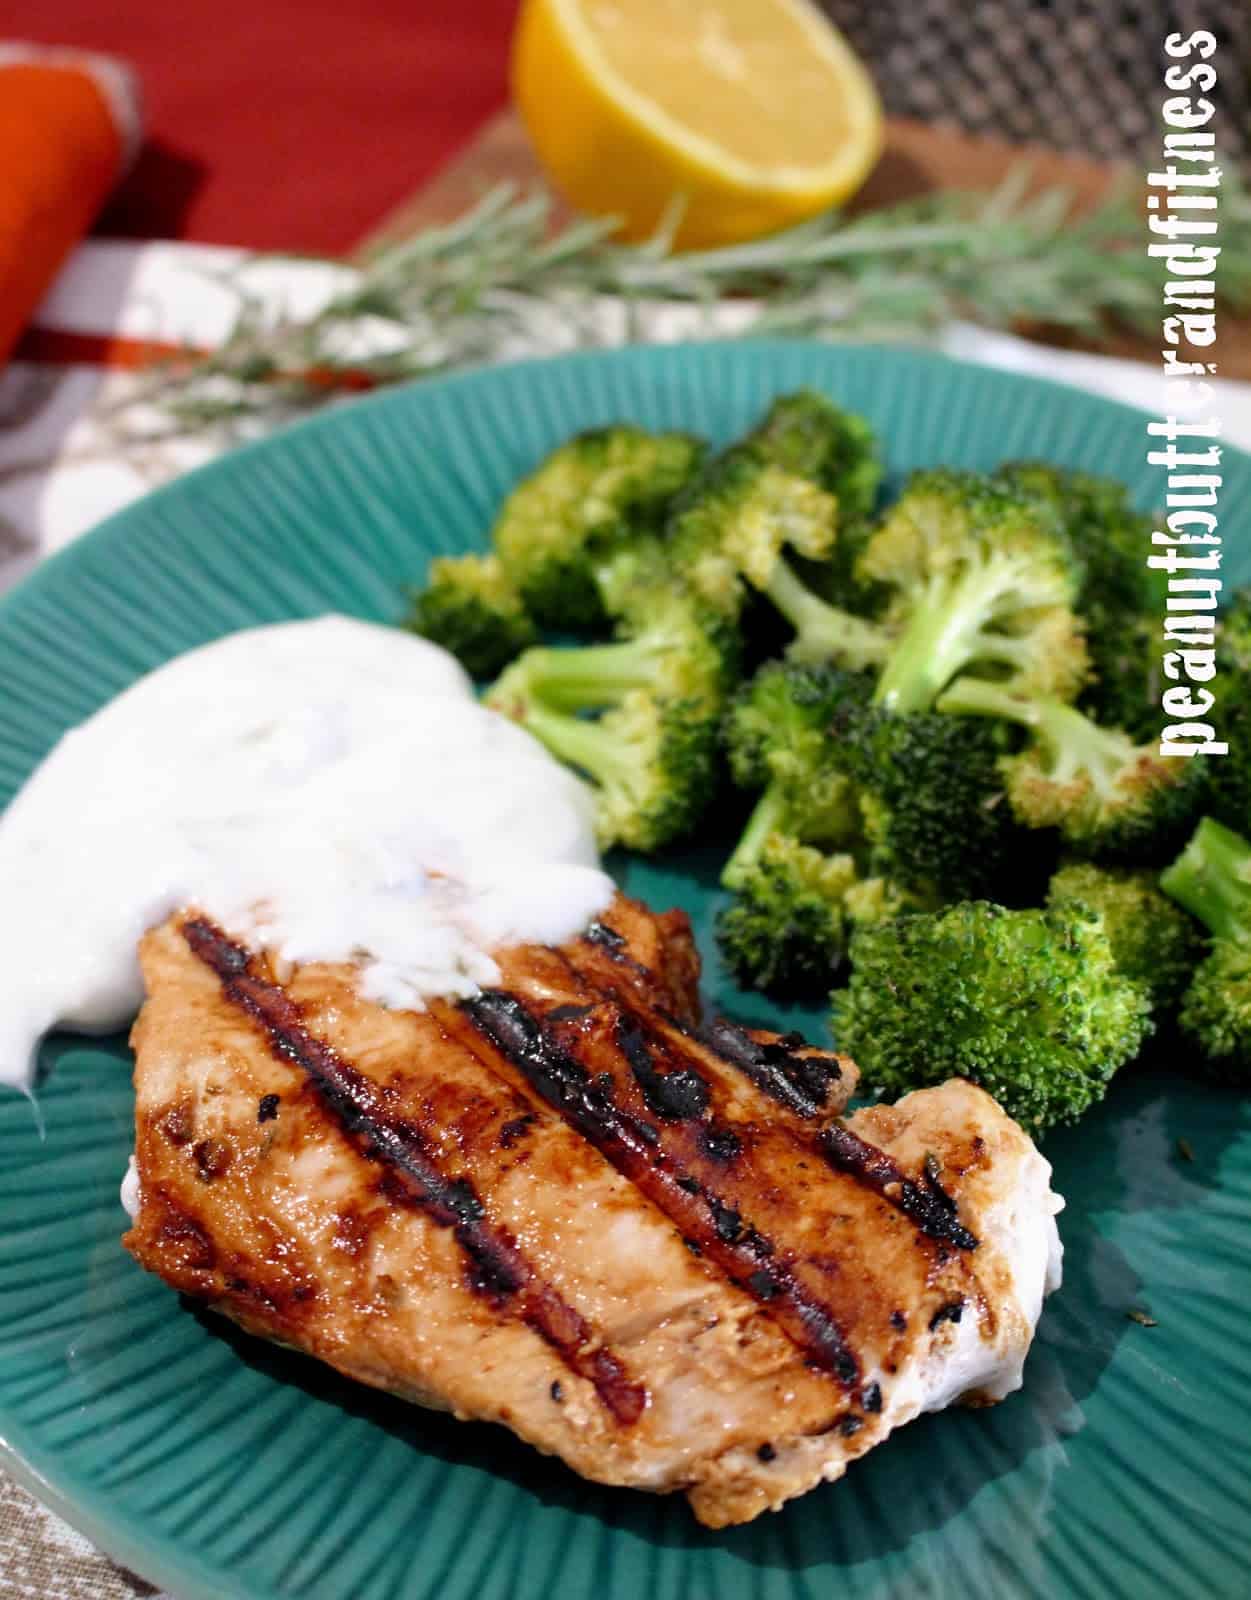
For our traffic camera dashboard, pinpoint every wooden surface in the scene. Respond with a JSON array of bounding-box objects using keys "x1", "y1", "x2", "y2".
[
  {"x1": 363, "y1": 111, "x2": 1124, "y2": 241},
  {"x1": 359, "y1": 110, "x2": 1251, "y2": 380}
]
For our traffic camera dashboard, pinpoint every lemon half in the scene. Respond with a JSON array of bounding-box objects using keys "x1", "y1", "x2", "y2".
[{"x1": 512, "y1": 0, "x2": 884, "y2": 250}]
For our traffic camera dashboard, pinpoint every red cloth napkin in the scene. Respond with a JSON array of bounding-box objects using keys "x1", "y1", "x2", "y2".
[{"x1": 21, "y1": 1, "x2": 521, "y2": 253}]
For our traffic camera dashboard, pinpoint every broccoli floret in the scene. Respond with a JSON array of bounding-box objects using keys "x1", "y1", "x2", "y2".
[
  {"x1": 493, "y1": 426, "x2": 704, "y2": 628},
  {"x1": 717, "y1": 817, "x2": 921, "y2": 997},
  {"x1": 722, "y1": 662, "x2": 865, "y2": 864},
  {"x1": 839, "y1": 703, "x2": 1040, "y2": 903},
  {"x1": 864, "y1": 469, "x2": 1088, "y2": 714},
  {"x1": 937, "y1": 674, "x2": 1205, "y2": 862},
  {"x1": 718, "y1": 664, "x2": 871, "y2": 993},
  {"x1": 1177, "y1": 942, "x2": 1251, "y2": 1080},
  {"x1": 486, "y1": 579, "x2": 735, "y2": 853},
  {"x1": 404, "y1": 552, "x2": 538, "y2": 679},
  {"x1": 1047, "y1": 861, "x2": 1202, "y2": 1015},
  {"x1": 1160, "y1": 816, "x2": 1251, "y2": 1078},
  {"x1": 834, "y1": 900, "x2": 1153, "y2": 1133},
  {"x1": 668, "y1": 452, "x2": 853, "y2": 619},
  {"x1": 1206, "y1": 588, "x2": 1251, "y2": 835},
  {"x1": 666, "y1": 405, "x2": 888, "y2": 668},
  {"x1": 716, "y1": 663, "x2": 931, "y2": 993},
  {"x1": 503, "y1": 687, "x2": 718, "y2": 853},
  {"x1": 741, "y1": 390, "x2": 882, "y2": 520},
  {"x1": 727, "y1": 661, "x2": 1032, "y2": 906},
  {"x1": 717, "y1": 836, "x2": 859, "y2": 995},
  {"x1": 1218, "y1": 586, "x2": 1251, "y2": 674},
  {"x1": 692, "y1": 463, "x2": 1082, "y2": 719},
  {"x1": 795, "y1": 514, "x2": 889, "y2": 617},
  {"x1": 717, "y1": 661, "x2": 1028, "y2": 992},
  {"x1": 495, "y1": 577, "x2": 736, "y2": 715},
  {"x1": 998, "y1": 462, "x2": 1163, "y2": 739}
]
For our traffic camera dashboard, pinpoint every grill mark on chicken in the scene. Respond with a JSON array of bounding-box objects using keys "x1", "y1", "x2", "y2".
[
  {"x1": 566, "y1": 964, "x2": 978, "y2": 1256},
  {"x1": 181, "y1": 916, "x2": 647, "y2": 1424},
  {"x1": 459, "y1": 988, "x2": 860, "y2": 1386},
  {"x1": 819, "y1": 1124, "x2": 979, "y2": 1252},
  {"x1": 696, "y1": 1017, "x2": 842, "y2": 1119},
  {"x1": 468, "y1": 936, "x2": 986, "y2": 1340},
  {"x1": 615, "y1": 1014, "x2": 710, "y2": 1122},
  {"x1": 581, "y1": 920, "x2": 659, "y2": 995},
  {"x1": 576, "y1": 916, "x2": 701, "y2": 1028},
  {"x1": 699, "y1": 1124, "x2": 742, "y2": 1163}
]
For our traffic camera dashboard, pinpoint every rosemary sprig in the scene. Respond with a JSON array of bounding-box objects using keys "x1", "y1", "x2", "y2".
[{"x1": 112, "y1": 171, "x2": 1251, "y2": 446}]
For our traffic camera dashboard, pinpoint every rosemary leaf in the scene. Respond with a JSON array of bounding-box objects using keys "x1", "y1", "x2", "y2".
[{"x1": 107, "y1": 171, "x2": 1251, "y2": 449}]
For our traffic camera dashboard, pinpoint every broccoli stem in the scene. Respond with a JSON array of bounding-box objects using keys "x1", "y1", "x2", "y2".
[
  {"x1": 513, "y1": 699, "x2": 632, "y2": 791},
  {"x1": 763, "y1": 559, "x2": 886, "y2": 669},
  {"x1": 722, "y1": 783, "x2": 791, "y2": 891},
  {"x1": 874, "y1": 559, "x2": 1032, "y2": 714},
  {"x1": 936, "y1": 672, "x2": 1039, "y2": 725},
  {"x1": 938, "y1": 675, "x2": 1129, "y2": 793},
  {"x1": 502, "y1": 639, "x2": 660, "y2": 714},
  {"x1": 1160, "y1": 817, "x2": 1251, "y2": 944}
]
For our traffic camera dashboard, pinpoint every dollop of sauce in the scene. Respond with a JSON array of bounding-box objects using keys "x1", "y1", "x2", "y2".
[{"x1": 0, "y1": 616, "x2": 614, "y2": 1090}]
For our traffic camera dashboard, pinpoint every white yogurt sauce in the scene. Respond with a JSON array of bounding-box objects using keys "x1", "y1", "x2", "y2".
[{"x1": 0, "y1": 615, "x2": 614, "y2": 1091}]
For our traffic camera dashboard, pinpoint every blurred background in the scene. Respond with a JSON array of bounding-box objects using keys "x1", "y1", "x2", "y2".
[
  {"x1": 17, "y1": 0, "x2": 1251, "y2": 254},
  {"x1": 827, "y1": 1, "x2": 1248, "y2": 165},
  {"x1": 7, "y1": 0, "x2": 1250, "y2": 583}
]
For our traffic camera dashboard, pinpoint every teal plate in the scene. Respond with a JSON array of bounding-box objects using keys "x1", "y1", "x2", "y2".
[{"x1": 2, "y1": 343, "x2": 1250, "y2": 1600}]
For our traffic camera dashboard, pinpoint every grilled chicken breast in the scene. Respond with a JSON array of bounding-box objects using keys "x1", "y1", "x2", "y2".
[{"x1": 124, "y1": 894, "x2": 1063, "y2": 1527}]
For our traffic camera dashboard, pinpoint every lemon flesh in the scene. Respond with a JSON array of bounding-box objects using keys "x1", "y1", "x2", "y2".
[{"x1": 512, "y1": 0, "x2": 884, "y2": 249}]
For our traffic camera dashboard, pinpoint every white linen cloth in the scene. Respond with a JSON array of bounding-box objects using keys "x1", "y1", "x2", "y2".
[{"x1": 3, "y1": 237, "x2": 1251, "y2": 595}]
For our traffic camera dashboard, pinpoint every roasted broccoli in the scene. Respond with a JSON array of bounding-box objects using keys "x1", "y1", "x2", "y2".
[
  {"x1": 486, "y1": 570, "x2": 735, "y2": 853},
  {"x1": 717, "y1": 664, "x2": 886, "y2": 992},
  {"x1": 937, "y1": 674, "x2": 1205, "y2": 862},
  {"x1": 740, "y1": 389, "x2": 882, "y2": 520},
  {"x1": 503, "y1": 688, "x2": 718, "y2": 854},
  {"x1": 1218, "y1": 586, "x2": 1251, "y2": 673},
  {"x1": 492, "y1": 426, "x2": 705, "y2": 628},
  {"x1": 718, "y1": 836, "x2": 861, "y2": 995},
  {"x1": 667, "y1": 397, "x2": 889, "y2": 667},
  {"x1": 1046, "y1": 861, "x2": 1202, "y2": 1015},
  {"x1": 496, "y1": 547, "x2": 736, "y2": 713},
  {"x1": 865, "y1": 469, "x2": 1088, "y2": 714},
  {"x1": 721, "y1": 662, "x2": 865, "y2": 866},
  {"x1": 476, "y1": 399, "x2": 877, "y2": 853},
  {"x1": 1160, "y1": 816, "x2": 1251, "y2": 1079},
  {"x1": 711, "y1": 468, "x2": 1087, "y2": 707},
  {"x1": 836, "y1": 700, "x2": 1038, "y2": 904},
  {"x1": 834, "y1": 900, "x2": 1153, "y2": 1133},
  {"x1": 716, "y1": 662, "x2": 1026, "y2": 991},
  {"x1": 1205, "y1": 587, "x2": 1251, "y2": 836},
  {"x1": 998, "y1": 462, "x2": 1163, "y2": 740},
  {"x1": 668, "y1": 451, "x2": 860, "y2": 625},
  {"x1": 404, "y1": 552, "x2": 538, "y2": 679}
]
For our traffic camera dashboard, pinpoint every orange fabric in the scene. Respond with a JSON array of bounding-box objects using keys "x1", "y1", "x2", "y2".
[
  {"x1": 11, "y1": 327, "x2": 189, "y2": 370},
  {"x1": 0, "y1": 61, "x2": 125, "y2": 365}
]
